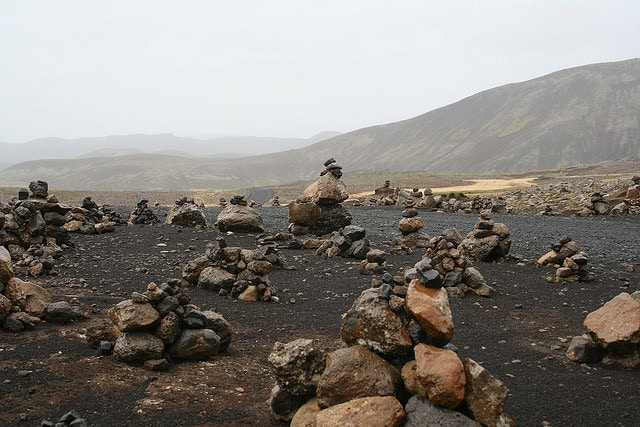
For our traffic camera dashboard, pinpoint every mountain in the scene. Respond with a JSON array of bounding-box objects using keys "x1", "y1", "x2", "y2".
[
  {"x1": 0, "y1": 132, "x2": 341, "y2": 169},
  {"x1": 0, "y1": 59, "x2": 638, "y2": 191}
]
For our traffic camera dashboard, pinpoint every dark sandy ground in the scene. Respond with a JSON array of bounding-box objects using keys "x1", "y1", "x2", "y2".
[{"x1": 1, "y1": 206, "x2": 639, "y2": 426}]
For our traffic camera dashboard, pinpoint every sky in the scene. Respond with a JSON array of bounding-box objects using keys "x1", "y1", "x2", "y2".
[{"x1": 1, "y1": 1, "x2": 639, "y2": 143}]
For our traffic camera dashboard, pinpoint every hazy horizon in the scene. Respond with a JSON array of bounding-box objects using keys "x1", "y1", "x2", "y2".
[{"x1": 1, "y1": 1, "x2": 639, "y2": 144}]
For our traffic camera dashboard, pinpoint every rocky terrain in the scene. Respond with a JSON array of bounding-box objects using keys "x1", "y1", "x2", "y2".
[{"x1": 1, "y1": 198, "x2": 639, "y2": 426}]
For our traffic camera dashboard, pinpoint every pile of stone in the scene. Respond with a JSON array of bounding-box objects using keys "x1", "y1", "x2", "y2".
[
  {"x1": 165, "y1": 197, "x2": 206, "y2": 228},
  {"x1": 1, "y1": 246, "x2": 84, "y2": 331},
  {"x1": 566, "y1": 291, "x2": 640, "y2": 370},
  {"x1": 502, "y1": 175, "x2": 640, "y2": 216},
  {"x1": 419, "y1": 229, "x2": 493, "y2": 297},
  {"x1": 182, "y1": 237, "x2": 285, "y2": 302},
  {"x1": 537, "y1": 236, "x2": 591, "y2": 282},
  {"x1": 390, "y1": 200, "x2": 430, "y2": 248},
  {"x1": 313, "y1": 225, "x2": 371, "y2": 260},
  {"x1": 271, "y1": 196, "x2": 280, "y2": 206},
  {"x1": 128, "y1": 198, "x2": 159, "y2": 224},
  {"x1": 359, "y1": 249, "x2": 387, "y2": 275},
  {"x1": 288, "y1": 159, "x2": 351, "y2": 236},
  {"x1": 41, "y1": 410, "x2": 88, "y2": 427},
  {"x1": 215, "y1": 195, "x2": 265, "y2": 232},
  {"x1": 267, "y1": 258, "x2": 513, "y2": 426},
  {"x1": 373, "y1": 180, "x2": 397, "y2": 205},
  {"x1": 459, "y1": 211, "x2": 512, "y2": 262},
  {"x1": 100, "y1": 278, "x2": 232, "y2": 369}
]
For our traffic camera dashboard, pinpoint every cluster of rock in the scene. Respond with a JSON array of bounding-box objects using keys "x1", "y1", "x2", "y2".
[
  {"x1": 1, "y1": 246, "x2": 84, "y2": 331},
  {"x1": 313, "y1": 225, "x2": 371, "y2": 261},
  {"x1": 101, "y1": 279, "x2": 232, "y2": 369},
  {"x1": 391, "y1": 200, "x2": 430, "y2": 248},
  {"x1": 128, "y1": 198, "x2": 159, "y2": 224},
  {"x1": 459, "y1": 211, "x2": 512, "y2": 262},
  {"x1": 165, "y1": 197, "x2": 206, "y2": 227},
  {"x1": 41, "y1": 410, "x2": 88, "y2": 427},
  {"x1": 420, "y1": 230, "x2": 493, "y2": 297},
  {"x1": 215, "y1": 195, "x2": 265, "y2": 232},
  {"x1": 537, "y1": 236, "x2": 591, "y2": 282},
  {"x1": 503, "y1": 175, "x2": 640, "y2": 216},
  {"x1": 1, "y1": 180, "x2": 123, "y2": 277},
  {"x1": 288, "y1": 159, "x2": 351, "y2": 236},
  {"x1": 566, "y1": 291, "x2": 640, "y2": 370},
  {"x1": 267, "y1": 258, "x2": 513, "y2": 426},
  {"x1": 181, "y1": 237, "x2": 285, "y2": 302}
]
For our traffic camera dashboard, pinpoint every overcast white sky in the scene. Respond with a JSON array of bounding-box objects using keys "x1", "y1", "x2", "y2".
[{"x1": 1, "y1": 1, "x2": 638, "y2": 143}]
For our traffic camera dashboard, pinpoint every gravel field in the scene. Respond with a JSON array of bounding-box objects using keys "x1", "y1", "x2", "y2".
[{"x1": 1, "y1": 204, "x2": 639, "y2": 426}]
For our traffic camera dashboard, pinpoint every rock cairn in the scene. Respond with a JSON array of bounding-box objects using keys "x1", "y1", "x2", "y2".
[
  {"x1": 537, "y1": 236, "x2": 591, "y2": 282},
  {"x1": 165, "y1": 196, "x2": 207, "y2": 228},
  {"x1": 215, "y1": 195, "x2": 265, "y2": 233},
  {"x1": 289, "y1": 159, "x2": 351, "y2": 236},
  {"x1": 129, "y1": 198, "x2": 159, "y2": 224},
  {"x1": 390, "y1": 200, "x2": 430, "y2": 248},
  {"x1": 360, "y1": 248, "x2": 387, "y2": 275},
  {"x1": 373, "y1": 180, "x2": 397, "y2": 205},
  {"x1": 567, "y1": 291, "x2": 640, "y2": 370},
  {"x1": 1, "y1": 246, "x2": 84, "y2": 331},
  {"x1": 313, "y1": 225, "x2": 371, "y2": 261},
  {"x1": 459, "y1": 210, "x2": 512, "y2": 262},
  {"x1": 1, "y1": 180, "x2": 123, "y2": 277},
  {"x1": 271, "y1": 196, "x2": 280, "y2": 206},
  {"x1": 418, "y1": 229, "x2": 493, "y2": 297},
  {"x1": 41, "y1": 409, "x2": 88, "y2": 427},
  {"x1": 267, "y1": 258, "x2": 513, "y2": 426},
  {"x1": 182, "y1": 237, "x2": 285, "y2": 302},
  {"x1": 99, "y1": 278, "x2": 232, "y2": 369}
]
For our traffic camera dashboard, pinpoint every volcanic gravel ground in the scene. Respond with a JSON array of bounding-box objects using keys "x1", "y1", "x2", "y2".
[{"x1": 1, "y1": 206, "x2": 639, "y2": 426}]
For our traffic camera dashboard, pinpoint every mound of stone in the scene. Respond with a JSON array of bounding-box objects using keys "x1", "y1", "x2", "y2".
[
  {"x1": 129, "y1": 198, "x2": 159, "y2": 224},
  {"x1": 182, "y1": 237, "x2": 287, "y2": 302},
  {"x1": 100, "y1": 279, "x2": 232, "y2": 369},
  {"x1": 567, "y1": 291, "x2": 640, "y2": 370},
  {"x1": 215, "y1": 195, "x2": 265, "y2": 232},
  {"x1": 537, "y1": 236, "x2": 591, "y2": 282},
  {"x1": 459, "y1": 210, "x2": 511, "y2": 262},
  {"x1": 165, "y1": 197, "x2": 206, "y2": 227},
  {"x1": 267, "y1": 258, "x2": 513, "y2": 425}
]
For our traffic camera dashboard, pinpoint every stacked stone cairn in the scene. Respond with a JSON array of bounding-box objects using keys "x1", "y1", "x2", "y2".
[
  {"x1": 129, "y1": 198, "x2": 159, "y2": 224},
  {"x1": 601, "y1": 175, "x2": 640, "y2": 216},
  {"x1": 373, "y1": 180, "x2": 397, "y2": 206},
  {"x1": 419, "y1": 228, "x2": 493, "y2": 297},
  {"x1": 267, "y1": 257, "x2": 513, "y2": 426},
  {"x1": 215, "y1": 195, "x2": 265, "y2": 232},
  {"x1": 536, "y1": 236, "x2": 591, "y2": 282},
  {"x1": 566, "y1": 291, "x2": 640, "y2": 370},
  {"x1": 165, "y1": 196, "x2": 207, "y2": 228},
  {"x1": 182, "y1": 237, "x2": 285, "y2": 302},
  {"x1": 313, "y1": 225, "x2": 371, "y2": 261},
  {"x1": 1, "y1": 180, "x2": 116, "y2": 277},
  {"x1": 288, "y1": 158, "x2": 351, "y2": 236},
  {"x1": 1, "y1": 246, "x2": 84, "y2": 331},
  {"x1": 459, "y1": 210, "x2": 512, "y2": 262},
  {"x1": 391, "y1": 199, "x2": 430, "y2": 249},
  {"x1": 271, "y1": 196, "x2": 280, "y2": 206},
  {"x1": 101, "y1": 278, "x2": 232, "y2": 370}
]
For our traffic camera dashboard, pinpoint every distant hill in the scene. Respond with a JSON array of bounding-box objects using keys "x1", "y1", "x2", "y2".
[
  {"x1": 0, "y1": 131, "x2": 341, "y2": 167},
  {"x1": 0, "y1": 59, "x2": 638, "y2": 191}
]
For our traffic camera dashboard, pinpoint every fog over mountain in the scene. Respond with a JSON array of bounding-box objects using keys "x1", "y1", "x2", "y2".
[{"x1": 1, "y1": 59, "x2": 638, "y2": 191}]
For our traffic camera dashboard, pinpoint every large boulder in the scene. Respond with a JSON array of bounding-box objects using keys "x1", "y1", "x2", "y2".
[
  {"x1": 108, "y1": 299, "x2": 160, "y2": 332},
  {"x1": 405, "y1": 279, "x2": 454, "y2": 345},
  {"x1": 113, "y1": 332, "x2": 165, "y2": 362},
  {"x1": 304, "y1": 173, "x2": 348, "y2": 205},
  {"x1": 341, "y1": 288, "x2": 413, "y2": 357},
  {"x1": 315, "y1": 396, "x2": 405, "y2": 427},
  {"x1": 215, "y1": 205, "x2": 265, "y2": 233},
  {"x1": 413, "y1": 343, "x2": 466, "y2": 409},
  {"x1": 308, "y1": 204, "x2": 352, "y2": 236},
  {"x1": 165, "y1": 199, "x2": 207, "y2": 227},
  {"x1": 4, "y1": 277, "x2": 52, "y2": 318},
  {"x1": 584, "y1": 292, "x2": 640, "y2": 351},
  {"x1": 168, "y1": 328, "x2": 221, "y2": 360},
  {"x1": 460, "y1": 358, "x2": 512, "y2": 426},
  {"x1": 316, "y1": 345, "x2": 400, "y2": 408}
]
